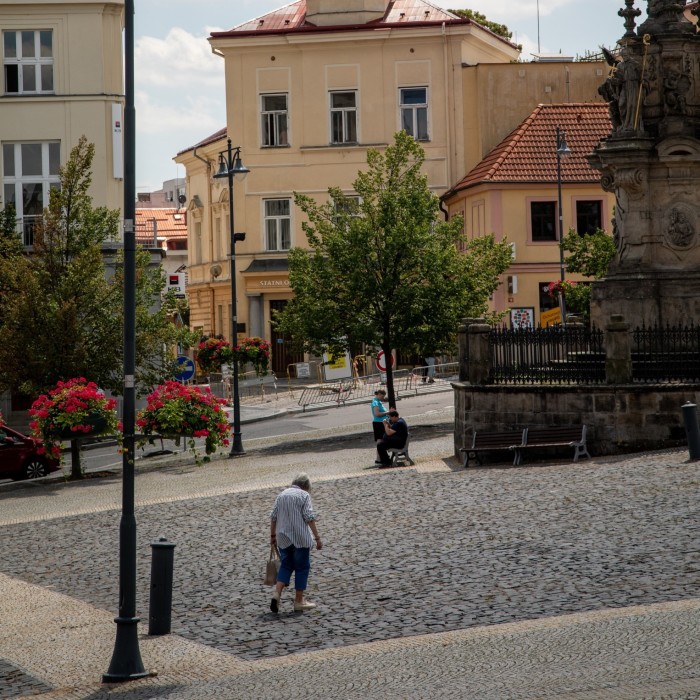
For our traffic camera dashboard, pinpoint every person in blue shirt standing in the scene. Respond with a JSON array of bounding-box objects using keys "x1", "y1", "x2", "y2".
[{"x1": 370, "y1": 388, "x2": 389, "y2": 465}]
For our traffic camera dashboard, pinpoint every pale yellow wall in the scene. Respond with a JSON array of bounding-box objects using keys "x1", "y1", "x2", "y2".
[
  {"x1": 0, "y1": 1, "x2": 124, "y2": 217},
  {"x1": 463, "y1": 61, "x2": 607, "y2": 173},
  {"x1": 446, "y1": 182, "x2": 615, "y2": 324},
  {"x1": 179, "y1": 21, "x2": 518, "y2": 349}
]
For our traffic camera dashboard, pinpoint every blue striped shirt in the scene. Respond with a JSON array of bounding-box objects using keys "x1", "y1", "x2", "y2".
[{"x1": 270, "y1": 485, "x2": 316, "y2": 549}]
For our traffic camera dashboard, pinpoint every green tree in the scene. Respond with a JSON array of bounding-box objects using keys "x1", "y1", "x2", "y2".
[
  {"x1": 449, "y1": 8, "x2": 513, "y2": 40},
  {"x1": 274, "y1": 131, "x2": 512, "y2": 405},
  {"x1": 0, "y1": 137, "x2": 187, "y2": 476},
  {"x1": 563, "y1": 227, "x2": 615, "y2": 278},
  {"x1": 0, "y1": 202, "x2": 22, "y2": 259},
  {"x1": 560, "y1": 227, "x2": 616, "y2": 320}
]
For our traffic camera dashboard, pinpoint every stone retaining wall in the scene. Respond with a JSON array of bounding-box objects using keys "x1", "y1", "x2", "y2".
[{"x1": 453, "y1": 382, "x2": 700, "y2": 456}]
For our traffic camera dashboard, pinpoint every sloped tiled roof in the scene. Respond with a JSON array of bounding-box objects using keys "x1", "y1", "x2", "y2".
[
  {"x1": 211, "y1": 0, "x2": 513, "y2": 47},
  {"x1": 178, "y1": 127, "x2": 227, "y2": 157},
  {"x1": 135, "y1": 208, "x2": 188, "y2": 244},
  {"x1": 444, "y1": 103, "x2": 612, "y2": 198}
]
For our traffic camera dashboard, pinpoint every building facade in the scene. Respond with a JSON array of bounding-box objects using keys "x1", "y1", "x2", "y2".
[
  {"x1": 442, "y1": 103, "x2": 615, "y2": 326},
  {"x1": 176, "y1": 0, "x2": 519, "y2": 373},
  {"x1": 0, "y1": 0, "x2": 124, "y2": 243},
  {"x1": 176, "y1": 0, "x2": 611, "y2": 371}
]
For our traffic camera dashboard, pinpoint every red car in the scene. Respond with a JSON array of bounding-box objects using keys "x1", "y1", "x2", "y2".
[{"x1": 0, "y1": 425, "x2": 60, "y2": 480}]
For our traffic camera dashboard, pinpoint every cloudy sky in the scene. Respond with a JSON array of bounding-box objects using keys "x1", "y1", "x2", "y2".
[{"x1": 134, "y1": 0, "x2": 647, "y2": 193}]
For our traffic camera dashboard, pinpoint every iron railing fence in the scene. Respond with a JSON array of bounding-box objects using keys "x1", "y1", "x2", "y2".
[
  {"x1": 632, "y1": 324, "x2": 700, "y2": 383},
  {"x1": 489, "y1": 325, "x2": 606, "y2": 385}
]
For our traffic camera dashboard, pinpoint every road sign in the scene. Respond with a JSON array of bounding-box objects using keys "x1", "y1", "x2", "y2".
[
  {"x1": 174, "y1": 355, "x2": 195, "y2": 382},
  {"x1": 375, "y1": 350, "x2": 395, "y2": 372}
]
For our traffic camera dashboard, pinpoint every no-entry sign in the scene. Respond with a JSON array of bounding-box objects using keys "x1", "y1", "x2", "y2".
[{"x1": 375, "y1": 350, "x2": 395, "y2": 372}]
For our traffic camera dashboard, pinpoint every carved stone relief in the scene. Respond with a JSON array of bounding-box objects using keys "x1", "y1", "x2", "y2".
[{"x1": 664, "y1": 204, "x2": 696, "y2": 249}]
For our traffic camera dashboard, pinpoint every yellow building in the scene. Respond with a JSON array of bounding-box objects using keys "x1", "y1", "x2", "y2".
[
  {"x1": 176, "y1": 0, "x2": 610, "y2": 371},
  {"x1": 0, "y1": 0, "x2": 124, "y2": 243},
  {"x1": 442, "y1": 103, "x2": 615, "y2": 327},
  {"x1": 176, "y1": 0, "x2": 520, "y2": 374}
]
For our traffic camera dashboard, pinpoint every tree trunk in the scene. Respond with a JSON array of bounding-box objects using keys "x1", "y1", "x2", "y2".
[
  {"x1": 70, "y1": 439, "x2": 83, "y2": 479},
  {"x1": 383, "y1": 342, "x2": 396, "y2": 407}
]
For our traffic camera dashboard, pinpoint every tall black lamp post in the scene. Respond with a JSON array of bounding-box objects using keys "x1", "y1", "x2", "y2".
[
  {"x1": 103, "y1": 0, "x2": 151, "y2": 682},
  {"x1": 556, "y1": 125, "x2": 572, "y2": 326},
  {"x1": 214, "y1": 138, "x2": 249, "y2": 456}
]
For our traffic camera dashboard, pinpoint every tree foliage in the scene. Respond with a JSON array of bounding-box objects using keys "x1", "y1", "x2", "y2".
[
  {"x1": 559, "y1": 227, "x2": 616, "y2": 321},
  {"x1": 0, "y1": 136, "x2": 186, "y2": 399},
  {"x1": 563, "y1": 227, "x2": 616, "y2": 279},
  {"x1": 449, "y1": 8, "x2": 513, "y2": 40},
  {"x1": 274, "y1": 131, "x2": 512, "y2": 404}
]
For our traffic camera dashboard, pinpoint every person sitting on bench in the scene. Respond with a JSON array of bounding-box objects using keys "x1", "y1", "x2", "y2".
[{"x1": 377, "y1": 409, "x2": 408, "y2": 467}]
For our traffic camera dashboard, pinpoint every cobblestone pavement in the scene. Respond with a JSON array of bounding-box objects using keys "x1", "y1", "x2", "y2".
[{"x1": 0, "y1": 410, "x2": 699, "y2": 698}]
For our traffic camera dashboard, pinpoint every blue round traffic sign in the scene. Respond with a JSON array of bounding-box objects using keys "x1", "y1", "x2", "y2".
[{"x1": 174, "y1": 355, "x2": 195, "y2": 382}]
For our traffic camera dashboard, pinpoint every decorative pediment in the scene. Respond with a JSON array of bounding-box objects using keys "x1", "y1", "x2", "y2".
[{"x1": 657, "y1": 136, "x2": 700, "y2": 160}]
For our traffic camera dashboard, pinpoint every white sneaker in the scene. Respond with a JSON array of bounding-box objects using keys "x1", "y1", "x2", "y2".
[
  {"x1": 293, "y1": 599, "x2": 316, "y2": 612},
  {"x1": 270, "y1": 589, "x2": 281, "y2": 613}
]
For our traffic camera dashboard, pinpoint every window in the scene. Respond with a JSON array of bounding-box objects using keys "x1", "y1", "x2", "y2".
[
  {"x1": 530, "y1": 201, "x2": 557, "y2": 242},
  {"x1": 330, "y1": 91, "x2": 357, "y2": 144},
  {"x1": 539, "y1": 281, "x2": 558, "y2": 312},
  {"x1": 261, "y1": 94, "x2": 288, "y2": 147},
  {"x1": 3, "y1": 30, "x2": 53, "y2": 94},
  {"x1": 2, "y1": 141, "x2": 60, "y2": 245},
  {"x1": 264, "y1": 199, "x2": 291, "y2": 251},
  {"x1": 400, "y1": 87, "x2": 428, "y2": 140},
  {"x1": 576, "y1": 200, "x2": 602, "y2": 235}
]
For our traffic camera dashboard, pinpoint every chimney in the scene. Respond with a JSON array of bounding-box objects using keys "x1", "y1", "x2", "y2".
[{"x1": 305, "y1": 0, "x2": 388, "y2": 26}]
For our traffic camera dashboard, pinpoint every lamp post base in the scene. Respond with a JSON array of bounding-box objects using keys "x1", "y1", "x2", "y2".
[
  {"x1": 229, "y1": 433, "x2": 245, "y2": 457},
  {"x1": 102, "y1": 616, "x2": 154, "y2": 683}
]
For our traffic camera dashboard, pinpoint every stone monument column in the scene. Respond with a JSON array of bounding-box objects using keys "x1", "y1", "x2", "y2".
[{"x1": 589, "y1": 0, "x2": 700, "y2": 327}]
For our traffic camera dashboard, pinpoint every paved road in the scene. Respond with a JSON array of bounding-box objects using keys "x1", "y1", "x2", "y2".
[{"x1": 0, "y1": 408, "x2": 699, "y2": 698}]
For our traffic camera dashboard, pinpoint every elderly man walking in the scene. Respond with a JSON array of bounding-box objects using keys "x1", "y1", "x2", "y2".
[{"x1": 270, "y1": 473, "x2": 323, "y2": 613}]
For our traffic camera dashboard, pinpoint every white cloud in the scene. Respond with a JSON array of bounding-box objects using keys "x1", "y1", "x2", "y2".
[
  {"x1": 447, "y1": 0, "x2": 573, "y2": 22},
  {"x1": 135, "y1": 27, "x2": 223, "y2": 89},
  {"x1": 136, "y1": 90, "x2": 224, "y2": 136}
]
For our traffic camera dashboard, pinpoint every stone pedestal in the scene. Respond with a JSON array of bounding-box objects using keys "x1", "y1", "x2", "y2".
[{"x1": 591, "y1": 270, "x2": 700, "y2": 327}]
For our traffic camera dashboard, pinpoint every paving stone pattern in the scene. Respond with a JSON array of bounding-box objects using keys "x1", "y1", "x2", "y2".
[
  {"x1": 0, "y1": 452, "x2": 698, "y2": 666},
  {"x1": 0, "y1": 659, "x2": 53, "y2": 697}
]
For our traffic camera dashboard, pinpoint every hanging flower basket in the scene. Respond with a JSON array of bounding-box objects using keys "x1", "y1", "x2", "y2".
[
  {"x1": 137, "y1": 381, "x2": 230, "y2": 463},
  {"x1": 233, "y1": 336, "x2": 271, "y2": 377},
  {"x1": 28, "y1": 378, "x2": 120, "y2": 460},
  {"x1": 195, "y1": 336, "x2": 234, "y2": 375}
]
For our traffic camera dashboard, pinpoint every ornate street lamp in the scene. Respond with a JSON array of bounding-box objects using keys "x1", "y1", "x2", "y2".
[
  {"x1": 556, "y1": 125, "x2": 572, "y2": 326},
  {"x1": 214, "y1": 138, "x2": 249, "y2": 456}
]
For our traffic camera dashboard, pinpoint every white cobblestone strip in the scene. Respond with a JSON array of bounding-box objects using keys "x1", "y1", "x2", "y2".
[{"x1": 0, "y1": 570, "x2": 698, "y2": 699}]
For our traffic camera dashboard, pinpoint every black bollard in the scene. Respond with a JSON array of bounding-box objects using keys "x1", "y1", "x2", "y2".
[
  {"x1": 681, "y1": 401, "x2": 700, "y2": 461},
  {"x1": 148, "y1": 537, "x2": 176, "y2": 635}
]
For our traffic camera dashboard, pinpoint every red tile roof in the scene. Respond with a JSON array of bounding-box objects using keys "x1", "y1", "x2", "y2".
[
  {"x1": 444, "y1": 103, "x2": 612, "y2": 198},
  {"x1": 135, "y1": 208, "x2": 188, "y2": 244},
  {"x1": 211, "y1": 0, "x2": 514, "y2": 48},
  {"x1": 178, "y1": 126, "x2": 227, "y2": 156}
]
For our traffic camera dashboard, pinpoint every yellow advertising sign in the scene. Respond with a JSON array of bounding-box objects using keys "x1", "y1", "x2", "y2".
[
  {"x1": 326, "y1": 353, "x2": 347, "y2": 370},
  {"x1": 541, "y1": 307, "x2": 562, "y2": 327}
]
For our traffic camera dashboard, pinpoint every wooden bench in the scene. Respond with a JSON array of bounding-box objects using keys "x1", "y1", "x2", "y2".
[
  {"x1": 460, "y1": 430, "x2": 527, "y2": 468},
  {"x1": 514, "y1": 425, "x2": 590, "y2": 466}
]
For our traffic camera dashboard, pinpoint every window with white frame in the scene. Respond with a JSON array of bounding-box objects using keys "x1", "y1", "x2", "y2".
[
  {"x1": 2, "y1": 141, "x2": 60, "y2": 245},
  {"x1": 400, "y1": 87, "x2": 428, "y2": 140},
  {"x1": 3, "y1": 30, "x2": 53, "y2": 94},
  {"x1": 330, "y1": 91, "x2": 357, "y2": 144},
  {"x1": 261, "y1": 93, "x2": 289, "y2": 147},
  {"x1": 264, "y1": 199, "x2": 291, "y2": 251}
]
